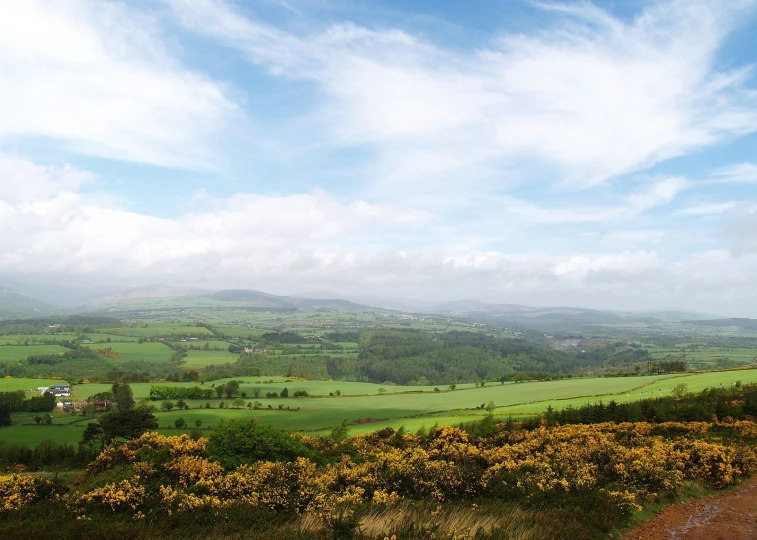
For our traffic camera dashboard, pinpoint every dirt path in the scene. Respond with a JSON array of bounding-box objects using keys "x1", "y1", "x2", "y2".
[{"x1": 624, "y1": 477, "x2": 757, "y2": 539}]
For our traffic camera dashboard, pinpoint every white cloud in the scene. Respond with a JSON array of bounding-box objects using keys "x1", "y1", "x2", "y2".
[
  {"x1": 167, "y1": 0, "x2": 757, "y2": 190},
  {"x1": 677, "y1": 201, "x2": 741, "y2": 216},
  {"x1": 497, "y1": 176, "x2": 689, "y2": 224},
  {"x1": 2, "y1": 153, "x2": 756, "y2": 315},
  {"x1": 0, "y1": 153, "x2": 435, "y2": 280},
  {"x1": 710, "y1": 163, "x2": 757, "y2": 184},
  {"x1": 0, "y1": 0, "x2": 238, "y2": 169},
  {"x1": 727, "y1": 211, "x2": 757, "y2": 255}
]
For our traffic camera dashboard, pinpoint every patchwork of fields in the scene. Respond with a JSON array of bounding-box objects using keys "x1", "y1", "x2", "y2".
[{"x1": 3, "y1": 368, "x2": 756, "y2": 445}]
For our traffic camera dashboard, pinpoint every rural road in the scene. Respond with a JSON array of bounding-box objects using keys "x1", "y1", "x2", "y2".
[{"x1": 624, "y1": 476, "x2": 757, "y2": 539}]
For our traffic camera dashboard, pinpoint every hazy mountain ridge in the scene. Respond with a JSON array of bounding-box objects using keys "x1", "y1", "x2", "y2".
[
  {"x1": 0, "y1": 286, "x2": 67, "y2": 318},
  {"x1": 88, "y1": 284, "x2": 212, "y2": 306},
  {"x1": 0, "y1": 281, "x2": 738, "y2": 332}
]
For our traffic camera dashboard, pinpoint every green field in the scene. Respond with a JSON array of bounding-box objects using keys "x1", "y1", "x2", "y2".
[
  {"x1": 0, "y1": 345, "x2": 71, "y2": 362},
  {"x1": 99, "y1": 342, "x2": 175, "y2": 363},
  {"x1": 182, "y1": 349, "x2": 241, "y2": 367},
  {"x1": 650, "y1": 345, "x2": 757, "y2": 368},
  {"x1": 0, "y1": 377, "x2": 65, "y2": 394},
  {"x1": 5, "y1": 368, "x2": 757, "y2": 446},
  {"x1": 108, "y1": 325, "x2": 215, "y2": 338}
]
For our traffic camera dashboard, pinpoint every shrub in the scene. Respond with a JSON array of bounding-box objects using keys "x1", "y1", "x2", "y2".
[{"x1": 207, "y1": 419, "x2": 312, "y2": 469}]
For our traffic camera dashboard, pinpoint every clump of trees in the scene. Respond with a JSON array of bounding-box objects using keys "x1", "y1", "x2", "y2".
[
  {"x1": 149, "y1": 386, "x2": 214, "y2": 400},
  {"x1": 0, "y1": 391, "x2": 57, "y2": 426}
]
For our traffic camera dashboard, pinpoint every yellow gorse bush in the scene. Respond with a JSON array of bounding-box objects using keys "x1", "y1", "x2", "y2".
[
  {"x1": 0, "y1": 474, "x2": 52, "y2": 513},
  {"x1": 2, "y1": 421, "x2": 757, "y2": 521}
]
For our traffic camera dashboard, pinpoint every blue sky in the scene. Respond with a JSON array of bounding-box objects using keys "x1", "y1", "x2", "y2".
[{"x1": 1, "y1": 0, "x2": 757, "y2": 314}]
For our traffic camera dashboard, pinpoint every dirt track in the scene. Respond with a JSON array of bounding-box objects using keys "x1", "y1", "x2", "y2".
[{"x1": 624, "y1": 477, "x2": 757, "y2": 539}]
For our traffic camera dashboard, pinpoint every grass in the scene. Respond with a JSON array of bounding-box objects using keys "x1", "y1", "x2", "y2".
[
  {"x1": 181, "y1": 349, "x2": 240, "y2": 368},
  {"x1": 0, "y1": 377, "x2": 66, "y2": 394},
  {"x1": 101, "y1": 342, "x2": 175, "y2": 363},
  {"x1": 0, "y1": 424, "x2": 87, "y2": 446},
  {"x1": 107, "y1": 325, "x2": 215, "y2": 338},
  {"x1": 4, "y1": 368, "x2": 757, "y2": 443},
  {"x1": 0, "y1": 345, "x2": 71, "y2": 362}
]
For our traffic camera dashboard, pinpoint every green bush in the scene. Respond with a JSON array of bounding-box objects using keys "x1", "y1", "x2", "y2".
[{"x1": 207, "y1": 419, "x2": 312, "y2": 469}]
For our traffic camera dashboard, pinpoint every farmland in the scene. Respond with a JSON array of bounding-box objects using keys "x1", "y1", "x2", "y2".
[
  {"x1": 3, "y1": 368, "x2": 757, "y2": 445},
  {"x1": 2, "y1": 306, "x2": 757, "y2": 539}
]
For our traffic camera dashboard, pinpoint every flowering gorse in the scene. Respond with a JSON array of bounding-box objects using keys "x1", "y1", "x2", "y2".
[{"x1": 2, "y1": 421, "x2": 756, "y2": 522}]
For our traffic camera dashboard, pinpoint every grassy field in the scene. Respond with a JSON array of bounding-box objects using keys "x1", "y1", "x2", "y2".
[
  {"x1": 0, "y1": 345, "x2": 71, "y2": 362},
  {"x1": 0, "y1": 377, "x2": 65, "y2": 394},
  {"x1": 107, "y1": 325, "x2": 215, "y2": 338},
  {"x1": 5, "y1": 368, "x2": 757, "y2": 445},
  {"x1": 182, "y1": 349, "x2": 241, "y2": 368},
  {"x1": 214, "y1": 325, "x2": 269, "y2": 338},
  {"x1": 650, "y1": 345, "x2": 757, "y2": 368},
  {"x1": 101, "y1": 342, "x2": 175, "y2": 363}
]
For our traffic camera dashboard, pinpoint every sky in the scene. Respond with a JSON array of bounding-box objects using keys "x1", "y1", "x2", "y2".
[{"x1": 1, "y1": 0, "x2": 757, "y2": 315}]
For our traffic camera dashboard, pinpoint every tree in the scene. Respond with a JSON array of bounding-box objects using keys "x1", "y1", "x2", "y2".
[
  {"x1": 224, "y1": 381, "x2": 240, "y2": 399},
  {"x1": 377, "y1": 388, "x2": 387, "y2": 394},
  {"x1": 207, "y1": 419, "x2": 312, "y2": 469},
  {"x1": 232, "y1": 398, "x2": 245, "y2": 409},
  {"x1": 176, "y1": 399, "x2": 187, "y2": 410},
  {"x1": 174, "y1": 418, "x2": 186, "y2": 429},
  {"x1": 215, "y1": 386, "x2": 225, "y2": 398},
  {"x1": 34, "y1": 416, "x2": 42, "y2": 424},
  {"x1": 672, "y1": 383, "x2": 689, "y2": 399},
  {"x1": 80, "y1": 422, "x2": 107, "y2": 452},
  {"x1": 111, "y1": 382, "x2": 135, "y2": 412},
  {"x1": 280, "y1": 387, "x2": 289, "y2": 398},
  {"x1": 253, "y1": 401, "x2": 262, "y2": 410},
  {"x1": 448, "y1": 384, "x2": 457, "y2": 391},
  {"x1": 485, "y1": 401, "x2": 496, "y2": 416},
  {"x1": 98, "y1": 410, "x2": 158, "y2": 443},
  {"x1": 330, "y1": 417, "x2": 350, "y2": 442},
  {"x1": 334, "y1": 390, "x2": 341, "y2": 396},
  {"x1": 161, "y1": 401, "x2": 175, "y2": 411},
  {"x1": 195, "y1": 419, "x2": 202, "y2": 427},
  {"x1": 252, "y1": 387, "x2": 261, "y2": 399}
]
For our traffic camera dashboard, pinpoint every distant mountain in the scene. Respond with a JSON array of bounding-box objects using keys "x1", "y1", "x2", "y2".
[
  {"x1": 207, "y1": 289, "x2": 369, "y2": 310},
  {"x1": 0, "y1": 286, "x2": 67, "y2": 318},
  {"x1": 87, "y1": 284, "x2": 211, "y2": 306},
  {"x1": 425, "y1": 301, "x2": 719, "y2": 332},
  {"x1": 683, "y1": 318, "x2": 757, "y2": 330}
]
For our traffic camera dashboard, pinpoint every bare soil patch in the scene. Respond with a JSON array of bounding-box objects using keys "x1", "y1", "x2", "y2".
[{"x1": 625, "y1": 476, "x2": 757, "y2": 539}]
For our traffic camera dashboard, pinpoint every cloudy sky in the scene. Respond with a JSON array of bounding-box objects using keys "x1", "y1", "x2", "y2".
[{"x1": 1, "y1": 0, "x2": 757, "y2": 314}]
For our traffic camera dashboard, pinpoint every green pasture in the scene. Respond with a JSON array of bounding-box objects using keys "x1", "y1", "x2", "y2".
[
  {"x1": 0, "y1": 425, "x2": 86, "y2": 447},
  {"x1": 0, "y1": 345, "x2": 71, "y2": 362},
  {"x1": 649, "y1": 346, "x2": 757, "y2": 366},
  {"x1": 177, "y1": 340, "x2": 234, "y2": 349},
  {"x1": 0, "y1": 335, "x2": 74, "y2": 344},
  {"x1": 4, "y1": 369, "x2": 757, "y2": 445},
  {"x1": 108, "y1": 325, "x2": 215, "y2": 338},
  {"x1": 0, "y1": 378, "x2": 63, "y2": 394},
  {"x1": 102, "y1": 342, "x2": 175, "y2": 363},
  {"x1": 214, "y1": 325, "x2": 268, "y2": 338},
  {"x1": 79, "y1": 332, "x2": 141, "y2": 343},
  {"x1": 182, "y1": 349, "x2": 240, "y2": 368}
]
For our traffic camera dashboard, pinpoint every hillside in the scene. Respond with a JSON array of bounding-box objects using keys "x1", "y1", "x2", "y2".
[{"x1": 0, "y1": 287, "x2": 66, "y2": 319}]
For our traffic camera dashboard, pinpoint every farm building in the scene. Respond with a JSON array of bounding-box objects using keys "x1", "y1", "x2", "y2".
[
  {"x1": 48, "y1": 384, "x2": 71, "y2": 397},
  {"x1": 57, "y1": 398, "x2": 73, "y2": 409}
]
